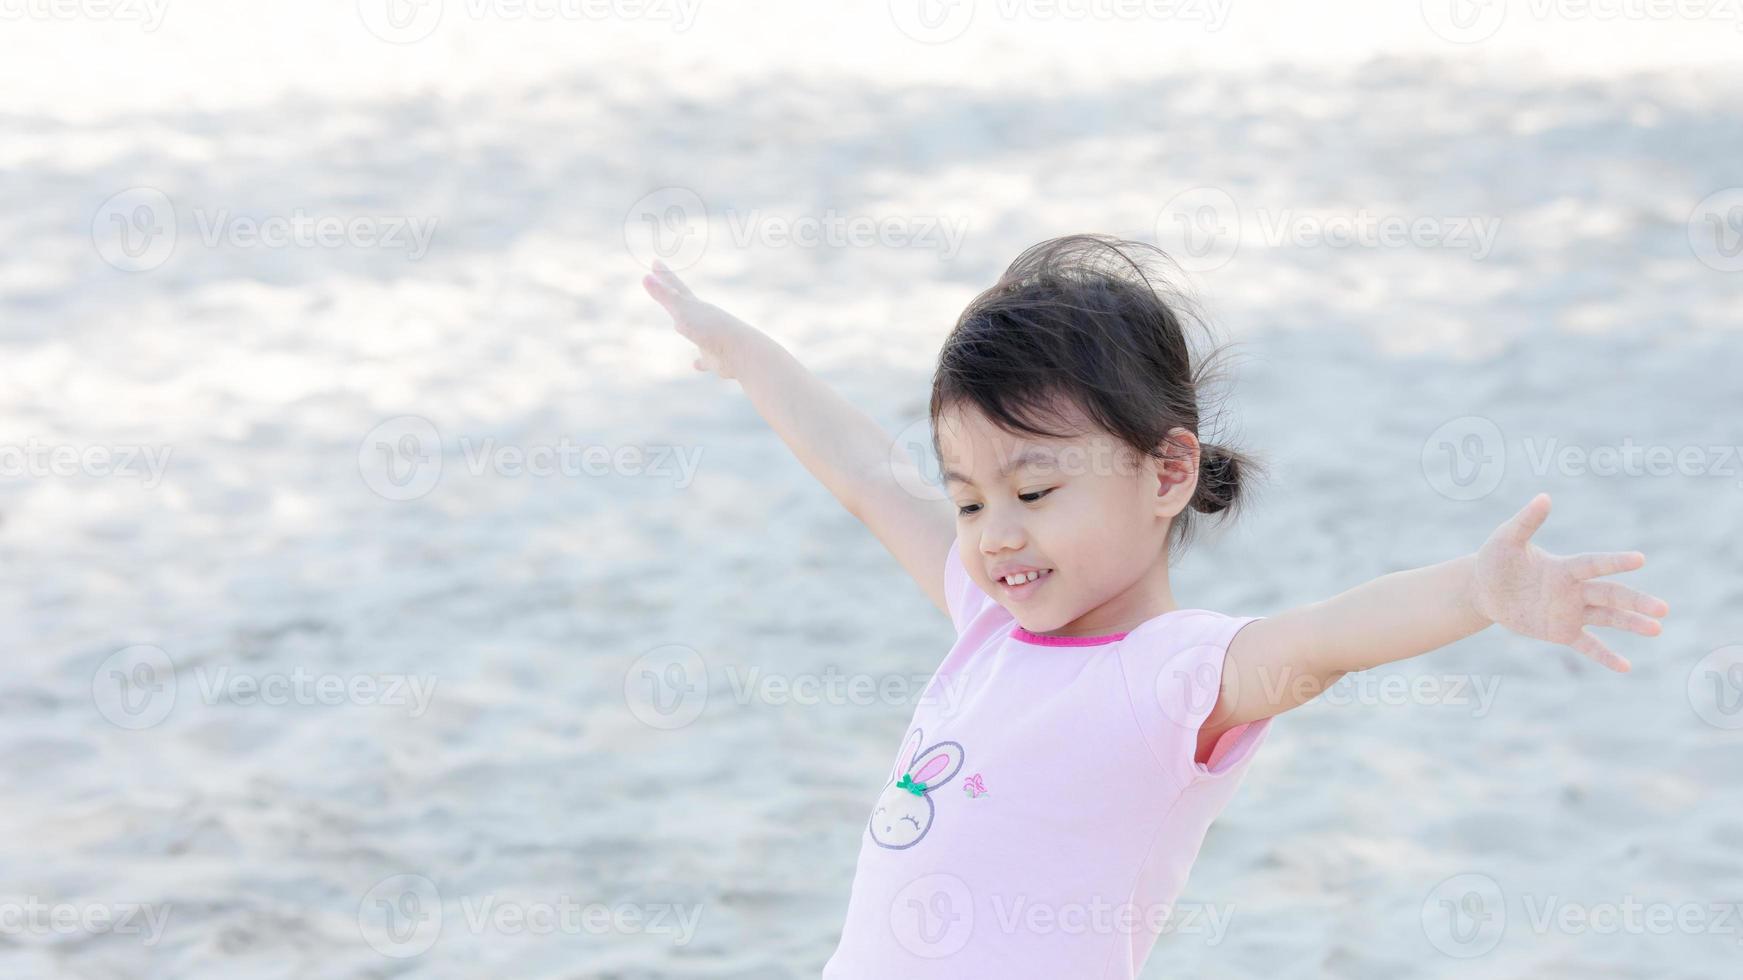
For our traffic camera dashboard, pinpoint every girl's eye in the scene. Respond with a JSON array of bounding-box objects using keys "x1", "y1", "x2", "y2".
[{"x1": 956, "y1": 489, "x2": 1052, "y2": 516}]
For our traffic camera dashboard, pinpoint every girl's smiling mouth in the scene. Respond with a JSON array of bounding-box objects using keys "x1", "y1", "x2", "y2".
[{"x1": 994, "y1": 567, "x2": 1053, "y2": 599}]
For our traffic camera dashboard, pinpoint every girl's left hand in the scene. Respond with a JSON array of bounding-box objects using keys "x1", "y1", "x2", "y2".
[{"x1": 1472, "y1": 493, "x2": 1669, "y2": 672}]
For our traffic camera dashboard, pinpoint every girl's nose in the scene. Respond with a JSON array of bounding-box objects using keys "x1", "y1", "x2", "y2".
[{"x1": 978, "y1": 514, "x2": 1026, "y2": 555}]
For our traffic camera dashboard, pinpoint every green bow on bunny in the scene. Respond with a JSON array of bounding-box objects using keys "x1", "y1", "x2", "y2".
[{"x1": 896, "y1": 773, "x2": 927, "y2": 796}]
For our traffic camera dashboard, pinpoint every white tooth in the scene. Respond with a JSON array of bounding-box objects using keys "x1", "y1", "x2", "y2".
[{"x1": 1022, "y1": 571, "x2": 1037, "y2": 582}]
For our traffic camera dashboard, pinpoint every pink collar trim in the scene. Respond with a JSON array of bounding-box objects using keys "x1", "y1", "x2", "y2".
[{"x1": 1008, "y1": 625, "x2": 1130, "y2": 647}]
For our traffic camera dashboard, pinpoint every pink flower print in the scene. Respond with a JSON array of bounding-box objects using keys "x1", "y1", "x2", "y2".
[{"x1": 962, "y1": 773, "x2": 987, "y2": 798}]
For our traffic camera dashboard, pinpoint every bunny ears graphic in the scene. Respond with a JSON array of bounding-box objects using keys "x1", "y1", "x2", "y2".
[{"x1": 890, "y1": 727, "x2": 965, "y2": 796}]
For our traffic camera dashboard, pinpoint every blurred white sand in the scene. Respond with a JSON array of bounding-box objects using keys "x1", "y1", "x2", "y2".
[{"x1": 1, "y1": 2, "x2": 1741, "y2": 977}]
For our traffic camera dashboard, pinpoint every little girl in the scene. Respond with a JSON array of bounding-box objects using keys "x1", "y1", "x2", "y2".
[{"x1": 640, "y1": 235, "x2": 1669, "y2": 977}]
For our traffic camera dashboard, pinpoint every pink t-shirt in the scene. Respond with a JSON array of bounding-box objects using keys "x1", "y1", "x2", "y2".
[{"x1": 821, "y1": 541, "x2": 1272, "y2": 978}]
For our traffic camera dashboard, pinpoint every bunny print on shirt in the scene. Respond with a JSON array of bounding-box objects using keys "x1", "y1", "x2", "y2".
[{"x1": 868, "y1": 727, "x2": 965, "y2": 850}]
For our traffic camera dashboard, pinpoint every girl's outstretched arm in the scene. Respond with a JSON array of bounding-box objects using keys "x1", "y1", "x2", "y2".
[
  {"x1": 641, "y1": 261, "x2": 955, "y2": 616},
  {"x1": 1198, "y1": 493, "x2": 1670, "y2": 758}
]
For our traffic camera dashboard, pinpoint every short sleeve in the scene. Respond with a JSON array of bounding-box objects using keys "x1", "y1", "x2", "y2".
[
  {"x1": 942, "y1": 538, "x2": 1001, "y2": 635},
  {"x1": 1118, "y1": 610, "x2": 1270, "y2": 790}
]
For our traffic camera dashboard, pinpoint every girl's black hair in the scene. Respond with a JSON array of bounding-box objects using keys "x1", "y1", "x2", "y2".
[{"x1": 929, "y1": 234, "x2": 1263, "y2": 554}]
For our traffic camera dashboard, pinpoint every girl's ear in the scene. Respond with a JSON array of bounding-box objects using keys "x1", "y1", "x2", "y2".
[
  {"x1": 910, "y1": 742, "x2": 965, "y2": 787},
  {"x1": 1152, "y1": 427, "x2": 1199, "y2": 517},
  {"x1": 893, "y1": 728, "x2": 924, "y2": 782}
]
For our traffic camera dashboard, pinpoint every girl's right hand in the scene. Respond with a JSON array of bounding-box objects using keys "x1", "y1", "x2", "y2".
[{"x1": 641, "y1": 260, "x2": 762, "y2": 380}]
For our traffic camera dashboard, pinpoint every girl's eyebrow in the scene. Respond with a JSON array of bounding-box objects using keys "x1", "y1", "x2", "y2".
[{"x1": 941, "y1": 449, "x2": 1057, "y2": 487}]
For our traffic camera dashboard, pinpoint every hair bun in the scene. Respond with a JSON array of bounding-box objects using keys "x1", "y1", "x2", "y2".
[{"x1": 1192, "y1": 443, "x2": 1239, "y2": 515}]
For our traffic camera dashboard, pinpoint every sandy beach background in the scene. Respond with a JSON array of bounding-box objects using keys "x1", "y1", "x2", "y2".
[{"x1": 2, "y1": 0, "x2": 1740, "y2": 976}]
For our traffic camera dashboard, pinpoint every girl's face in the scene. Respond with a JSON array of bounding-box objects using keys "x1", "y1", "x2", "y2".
[{"x1": 936, "y1": 400, "x2": 1198, "y2": 636}]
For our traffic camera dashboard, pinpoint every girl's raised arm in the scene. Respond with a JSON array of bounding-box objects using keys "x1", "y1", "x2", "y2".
[
  {"x1": 641, "y1": 261, "x2": 955, "y2": 617},
  {"x1": 1195, "y1": 493, "x2": 1669, "y2": 761}
]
